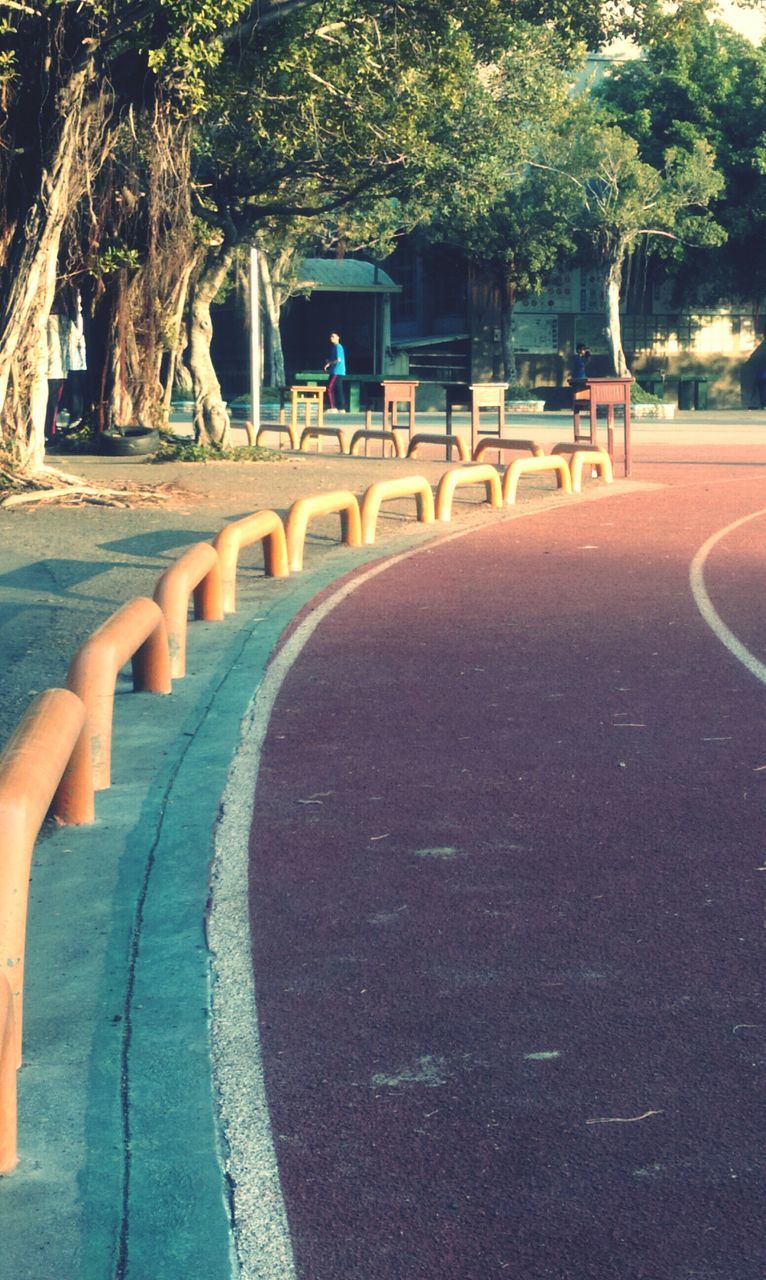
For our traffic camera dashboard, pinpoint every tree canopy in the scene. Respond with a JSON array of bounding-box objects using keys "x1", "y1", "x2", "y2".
[{"x1": 597, "y1": 0, "x2": 766, "y2": 311}]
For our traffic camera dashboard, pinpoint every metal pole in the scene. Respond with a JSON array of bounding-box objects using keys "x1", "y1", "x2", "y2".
[{"x1": 249, "y1": 246, "x2": 261, "y2": 433}]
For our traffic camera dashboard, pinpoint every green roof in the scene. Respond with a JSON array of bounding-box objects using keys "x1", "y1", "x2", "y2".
[{"x1": 296, "y1": 258, "x2": 401, "y2": 293}]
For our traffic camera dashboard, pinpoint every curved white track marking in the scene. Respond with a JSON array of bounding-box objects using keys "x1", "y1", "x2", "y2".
[
  {"x1": 209, "y1": 495, "x2": 635, "y2": 1276},
  {"x1": 689, "y1": 506, "x2": 766, "y2": 686},
  {"x1": 209, "y1": 537, "x2": 474, "y2": 1280}
]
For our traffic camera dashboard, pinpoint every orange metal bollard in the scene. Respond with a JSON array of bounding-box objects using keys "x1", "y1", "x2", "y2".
[
  {"x1": 153, "y1": 543, "x2": 224, "y2": 679},
  {"x1": 360, "y1": 476, "x2": 435, "y2": 545},
  {"x1": 502, "y1": 454, "x2": 572, "y2": 505},
  {"x1": 435, "y1": 464, "x2": 503, "y2": 521},
  {"x1": 213, "y1": 510, "x2": 289, "y2": 613},
  {"x1": 550, "y1": 443, "x2": 613, "y2": 493},
  {"x1": 66, "y1": 596, "x2": 172, "y2": 789},
  {"x1": 472, "y1": 437, "x2": 545, "y2": 462},
  {"x1": 256, "y1": 423, "x2": 299, "y2": 450},
  {"x1": 0, "y1": 973, "x2": 17, "y2": 1172},
  {"x1": 0, "y1": 689, "x2": 92, "y2": 1066},
  {"x1": 285, "y1": 490, "x2": 363, "y2": 572},
  {"x1": 349, "y1": 430, "x2": 405, "y2": 459},
  {"x1": 407, "y1": 433, "x2": 470, "y2": 463}
]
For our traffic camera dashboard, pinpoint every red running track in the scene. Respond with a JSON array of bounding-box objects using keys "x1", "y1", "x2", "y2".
[{"x1": 248, "y1": 456, "x2": 766, "y2": 1280}]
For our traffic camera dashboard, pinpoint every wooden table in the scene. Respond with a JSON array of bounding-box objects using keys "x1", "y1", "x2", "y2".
[
  {"x1": 469, "y1": 383, "x2": 508, "y2": 455},
  {"x1": 290, "y1": 384, "x2": 324, "y2": 431},
  {"x1": 572, "y1": 376, "x2": 633, "y2": 476},
  {"x1": 381, "y1": 380, "x2": 419, "y2": 434}
]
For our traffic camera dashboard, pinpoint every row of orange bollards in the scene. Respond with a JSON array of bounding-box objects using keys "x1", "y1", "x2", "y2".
[{"x1": 0, "y1": 442, "x2": 612, "y2": 1172}]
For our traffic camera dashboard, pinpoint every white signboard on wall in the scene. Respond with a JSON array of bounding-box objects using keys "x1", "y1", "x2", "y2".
[
  {"x1": 512, "y1": 314, "x2": 559, "y2": 353},
  {"x1": 516, "y1": 270, "x2": 579, "y2": 314}
]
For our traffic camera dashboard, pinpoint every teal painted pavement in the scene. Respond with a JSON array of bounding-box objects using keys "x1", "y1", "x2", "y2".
[{"x1": 0, "y1": 530, "x2": 441, "y2": 1280}]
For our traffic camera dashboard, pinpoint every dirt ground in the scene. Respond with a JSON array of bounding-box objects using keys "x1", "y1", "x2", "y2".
[{"x1": 0, "y1": 441, "x2": 587, "y2": 751}]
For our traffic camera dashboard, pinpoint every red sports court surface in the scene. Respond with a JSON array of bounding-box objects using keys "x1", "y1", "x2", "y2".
[{"x1": 247, "y1": 449, "x2": 766, "y2": 1279}]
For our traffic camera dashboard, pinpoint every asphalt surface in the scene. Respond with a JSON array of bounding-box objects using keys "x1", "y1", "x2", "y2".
[{"x1": 244, "y1": 456, "x2": 766, "y2": 1278}]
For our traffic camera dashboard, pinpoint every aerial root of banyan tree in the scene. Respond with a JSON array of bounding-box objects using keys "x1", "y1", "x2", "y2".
[{"x1": 0, "y1": 461, "x2": 187, "y2": 509}]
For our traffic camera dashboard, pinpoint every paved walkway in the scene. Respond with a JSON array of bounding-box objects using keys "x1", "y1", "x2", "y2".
[{"x1": 236, "y1": 457, "x2": 766, "y2": 1278}]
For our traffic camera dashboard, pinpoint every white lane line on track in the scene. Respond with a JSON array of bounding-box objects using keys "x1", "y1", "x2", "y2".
[
  {"x1": 209, "y1": 493, "x2": 641, "y2": 1277},
  {"x1": 209, "y1": 532, "x2": 480, "y2": 1280},
  {"x1": 689, "y1": 506, "x2": 766, "y2": 686}
]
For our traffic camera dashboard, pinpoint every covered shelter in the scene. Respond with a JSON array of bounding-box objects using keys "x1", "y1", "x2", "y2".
[{"x1": 280, "y1": 258, "x2": 402, "y2": 380}]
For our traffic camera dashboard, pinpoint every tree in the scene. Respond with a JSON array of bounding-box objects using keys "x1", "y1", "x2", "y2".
[
  {"x1": 537, "y1": 107, "x2": 725, "y2": 373},
  {"x1": 597, "y1": 0, "x2": 766, "y2": 319},
  {"x1": 0, "y1": 0, "x2": 637, "y2": 473},
  {"x1": 0, "y1": 0, "x2": 262, "y2": 468},
  {"x1": 184, "y1": 2, "x2": 566, "y2": 443},
  {"x1": 426, "y1": 31, "x2": 583, "y2": 382}
]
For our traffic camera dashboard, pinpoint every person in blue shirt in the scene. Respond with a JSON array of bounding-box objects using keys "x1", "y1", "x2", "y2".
[
  {"x1": 323, "y1": 331, "x2": 346, "y2": 411},
  {"x1": 571, "y1": 342, "x2": 590, "y2": 383}
]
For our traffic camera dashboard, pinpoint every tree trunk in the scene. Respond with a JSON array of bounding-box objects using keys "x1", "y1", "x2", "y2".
[
  {"x1": 189, "y1": 247, "x2": 235, "y2": 448},
  {"x1": 604, "y1": 254, "x2": 629, "y2": 377},
  {"x1": 0, "y1": 67, "x2": 95, "y2": 468},
  {"x1": 259, "y1": 253, "x2": 286, "y2": 388},
  {"x1": 161, "y1": 254, "x2": 200, "y2": 423},
  {"x1": 498, "y1": 276, "x2": 518, "y2": 384}
]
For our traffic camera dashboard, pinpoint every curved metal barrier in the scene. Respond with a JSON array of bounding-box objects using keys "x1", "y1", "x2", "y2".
[
  {"x1": 550, "y1": 442, "x2": 613, "y2": 493},
  {"x1": 360, "y1": 476, "x2": 435, "y2": 545},
  {"x1": 472, "y1": 437, "x2": 545, "y2": 462},
  {"x1": 407, "y1": 433, "x2": 470, "y2": 462},
  {"x1": 502, "y1": 455, "x2": 572, "y2": 505},
  {"x1": 256, "y1": 422, "x2": 299, "y2": 450},
  {"x1": 0, "y1": 689, "x2": 92, "y2": 1068},
  {"x1": 213, "y1": 511, "x2": 289, "y2": 613},
  {"x1": 349, "y1": 429, "x2": 405, "y2": 459},
  {"x1": 0, "y1": 973, "x2": 16, "y2": 1173},
  {"x1": 153, "y1": 543, "x2": 224, "y2": 679},
  {"x1": 435, "y1": 464, "x2": 503, "y2": 522},
  {"x1": 299, "y1": 426, "x2": 350, "y2": 454},
  {"x1": 67, "y1": 597, "x2": 172, "y2": 788},
  {"x1": 285, "y1": 490, "x2": 363, "y2": 572}
]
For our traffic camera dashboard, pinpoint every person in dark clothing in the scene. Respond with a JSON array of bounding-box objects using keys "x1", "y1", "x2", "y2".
[
  {"x1": 571, "y1": 342, "x2": 591, "y2": 383},
  {"x1": 324, "y1": 331, "x2": 346, "y2": 411}
]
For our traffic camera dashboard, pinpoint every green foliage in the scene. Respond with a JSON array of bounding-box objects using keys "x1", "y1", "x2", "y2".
[
  {"x1": 551, "y1": 105, "x2": 726, "y2": 263},
  {"x1": 597, "y1": 0, "x2": 766, "y2": 305},
  {"x1": 151, "y1": 439, "x2": 283, "y2": 463},
  {"x1": 631, "y1": 382, "x2": 663, "y2": 404}
]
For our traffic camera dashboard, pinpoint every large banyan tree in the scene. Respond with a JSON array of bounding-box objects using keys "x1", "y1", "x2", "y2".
[{"x1": 0, "y1": 0, "x2": 619, "y2": 477}]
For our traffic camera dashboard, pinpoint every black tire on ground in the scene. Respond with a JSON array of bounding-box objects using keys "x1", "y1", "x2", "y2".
[{"x1": 98, "y1": 427, "x2": 161, "y2": 457}]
